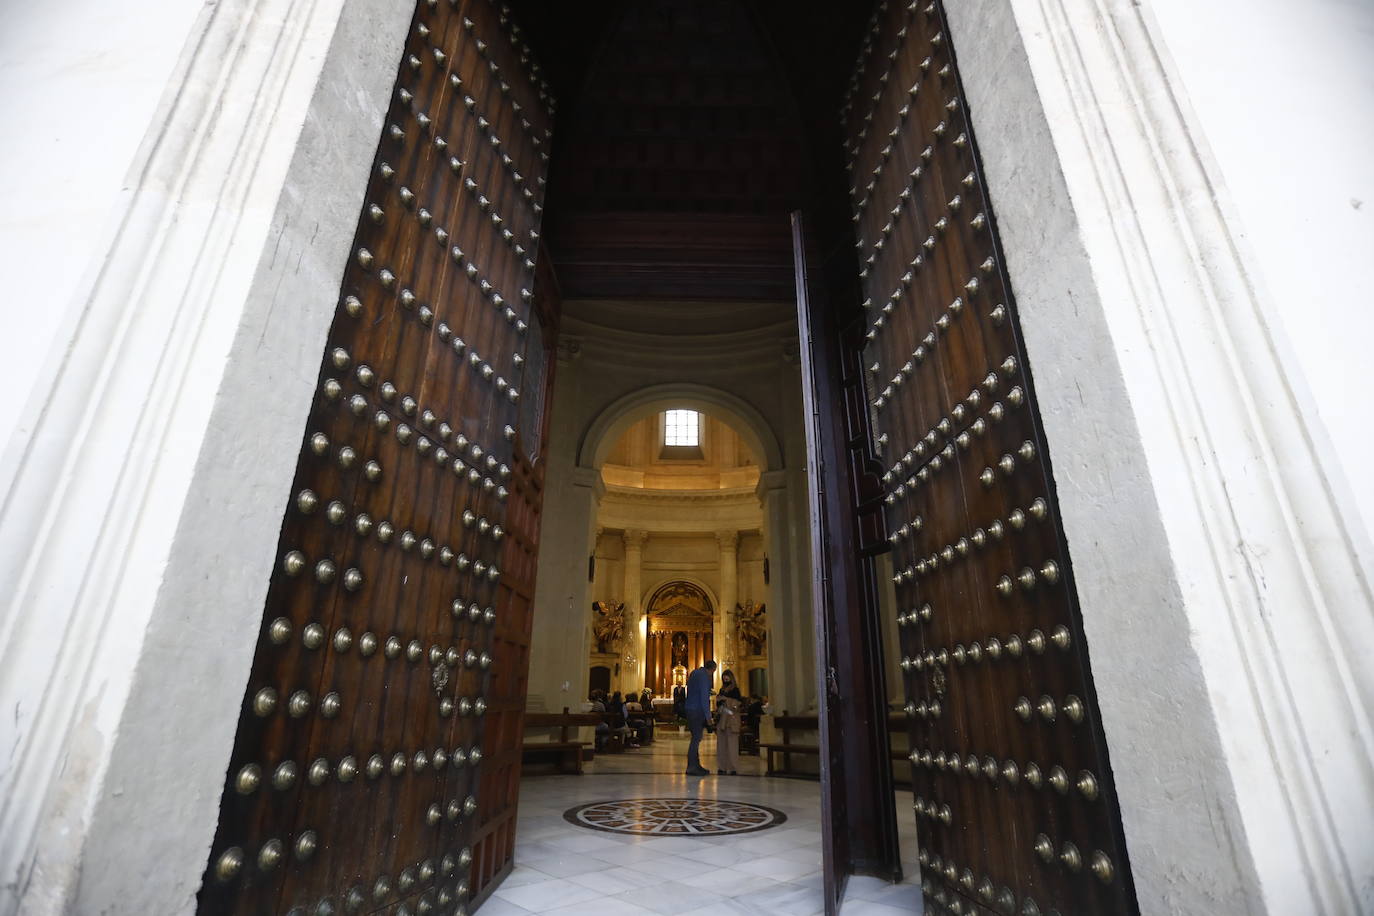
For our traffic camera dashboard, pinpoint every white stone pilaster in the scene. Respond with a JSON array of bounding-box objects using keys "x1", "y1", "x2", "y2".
[
  {"x1": 622, "y1": 528, "x2": 647, "y2": 691},
  {"x1": 716, "y1": 529, "x2": 739, "y2": 672}
]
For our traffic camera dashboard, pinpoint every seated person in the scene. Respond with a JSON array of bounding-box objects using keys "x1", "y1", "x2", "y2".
[
  {"x1": 745, "y1": 695, "x2": 765, "y2": 733},
  {"x1": 588, "y1": 690, "x2": 610, "y2": 750},
  {"x1": 625, "y1": 699, "x2": 652, "y2": 745},
  {"x1": 607, "y1": 692, "x2": 633, "y2": 747}
]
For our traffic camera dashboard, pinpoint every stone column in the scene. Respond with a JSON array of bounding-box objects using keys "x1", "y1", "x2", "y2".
[
  {"x1": 622, "y1": 528, "x2": 648, "y2": 692},
  {"x1": 715, "y1": 530, "x2": 739, "y2": 673}
]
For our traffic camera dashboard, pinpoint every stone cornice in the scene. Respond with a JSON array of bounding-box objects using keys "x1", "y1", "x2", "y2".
[{"x1": 601, "y1": 484, "x2": 761, "y2": 505}]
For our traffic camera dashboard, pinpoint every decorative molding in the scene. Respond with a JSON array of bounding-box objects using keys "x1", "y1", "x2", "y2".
[
  {"x1": 602, "y1": 484, "x2": 760, "y2": 505},
  {"x1": 951, "y1": 0, "x2": 1374, "y2": 911}
]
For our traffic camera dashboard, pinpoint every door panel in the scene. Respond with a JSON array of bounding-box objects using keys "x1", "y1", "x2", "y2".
[
  {"x1": 841, "y1": 2, "x2": 1139, "y2": 914},
  {"x1": 199, "y1": 1, "x2": 554, "y2": 912},
  {"x1": 792, "y1": 213, "x2": 851, "y2": 916}
]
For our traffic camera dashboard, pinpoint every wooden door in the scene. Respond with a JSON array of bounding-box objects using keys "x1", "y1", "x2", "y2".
[
  {"x1": 794, "y1": 213, "x2": 903, "y2": 914},
  {"x1": 842, "y1": 2, "x2": 1139, "y2": 913},
  {"x1": 198, "y1": 1, "x2": 555, "y2": 912}
]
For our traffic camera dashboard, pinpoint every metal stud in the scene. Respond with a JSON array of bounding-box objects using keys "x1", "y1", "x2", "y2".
[
  {"x1": 253, "y1": 687, "x2": 279, "y2": 717},
  {"x1": 1062, "y1": 695, "x2": 1084, "y2": 724},
  {"x1": 303, "y1": 623, "x2": 325, "y2": 650},
  {"x1": 294, "y1": 830, "x2": 318, "y2": 862},
  {"x1": 1060, "y1": 841, "x2": 1082, "y2": 873},
  {"x1": 236, "y1": 763, "x2": 262, "y2": 795},
  {"x1": 288, "y1": 690, "x2": 312, "y2": 717},
  {"x1": 269, "y1": 617, "x2": 292, "y2": 645},
  {"x1": 1090, "y1": 851, "x2": 1115, "y2": 884},
  {"x1": 272, "y1": 760, "x2": 298, "y2": 790},
  {"x1": 1014, "y1": 697, "x2": 1032, "y2": 722},
  {"x1": 214, "y1": 847, "x2": 244, "y2": 883},
  {"x1": 308, "y1": 757, "x2": 330, "y2": 786}
]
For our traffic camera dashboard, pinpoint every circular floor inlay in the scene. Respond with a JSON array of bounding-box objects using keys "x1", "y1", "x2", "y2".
[{"x1": 564, "y1": 798, "x2": 788, "y2": 836}]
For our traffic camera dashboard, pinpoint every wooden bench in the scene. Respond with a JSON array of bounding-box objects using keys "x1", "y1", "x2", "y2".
[
  {"x1": 763, "y1": 713, "x2": 915, "y2": 776},
  {"x1": 522, "y1": 708, "x2": 601, "y2": 773},
  {"x1": 762, "y1": 712, "x2": 820, "y2": 775}
]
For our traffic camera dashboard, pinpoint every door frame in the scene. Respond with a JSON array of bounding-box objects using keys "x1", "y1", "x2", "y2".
[{"x1": 6, "y1": 0, "x2": 1370, "y2": 912}]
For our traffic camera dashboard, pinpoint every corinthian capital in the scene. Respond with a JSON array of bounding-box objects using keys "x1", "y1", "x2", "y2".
[
  {"x1": 623, "y1": 528, "x2": 648, "y2": 549},
  {"x1": 715, "y1": 529, "x2": 739, "y2": 551}
]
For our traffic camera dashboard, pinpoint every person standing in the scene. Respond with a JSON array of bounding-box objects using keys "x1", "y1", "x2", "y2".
[
  {"x1": 715, "y1": 669, "x2": 743, "y2": 775},
  {"x1": 684, "y1": 659, "x2": 716, "y2": 776}
]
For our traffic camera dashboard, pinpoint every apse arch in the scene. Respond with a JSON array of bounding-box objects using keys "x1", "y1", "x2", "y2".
[
  {"x1": 641, "y1": 574, "x2": 720, "y2": 616},
  {"x1": 578, "y1": 383, "x2": 784, "y2": 473}
]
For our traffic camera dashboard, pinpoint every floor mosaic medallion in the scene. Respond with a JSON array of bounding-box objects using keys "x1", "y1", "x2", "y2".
[{"x1": 564, "y1": 797, "x2": 788, "y2": 836}]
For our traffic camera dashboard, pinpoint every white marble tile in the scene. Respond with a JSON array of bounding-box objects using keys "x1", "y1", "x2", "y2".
[
  {"x1": 501, "y1": 739, "x2": 923, "y2": 916},
  {"x1": 678, "y1": 844, "x2": 753, "y2": 867},
  {"x1": 715, "y1": 872, "x2": 793, "y2": 898},
  {"x1": 674, "y1": 901, "x2": 761, "y2": 916},
  {"x1": 474, "y1": 895, "x2": 534, "y2": 915},
  {"x1": 851, "y1": 880, "x2": 924, "y2": 910},
  {"x1": 772, "y1": 846, "x2": 825, "y2": 866},
  {"x1": 839, "y1": 898, "x2": 917, "y2": 915},
  {"x1": 540, "y1": 831, "x2": 631, "y2": 854},
  {"x1": 498, "y1": 865, "x2": 557, "y2": 889},
  {"x1": 492, "y1": 876, "x2": 605, "y2": 911},
  {"x1": 565, "y1": 867, "x2": 663, "y2": 894},
  {"x1": 515, "y1": 854, "x2": 619, "y2": 880},
  {"x1": 729, "y1": 855, "x2": 822, "y2": 882},
  {"x1": 842, "y1": 875, "x2": 892, "y2": 899},
  {"x1": 543, "y1": 896, "x2": 652, "y2": 915},
  {"x1": 611, "y1": 880, "x2": 724, "y2": 914},
  {"x1": 730, "y1": 880, "x2": 827, "y2": 915}
]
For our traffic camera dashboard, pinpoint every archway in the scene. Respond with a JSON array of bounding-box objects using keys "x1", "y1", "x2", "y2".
[
  {"x1": 578, "y1": 382, "x2": 785, "y2": 474},
  {"x1": 643, "y1": 580, "x2": 715, "y2": 696}
]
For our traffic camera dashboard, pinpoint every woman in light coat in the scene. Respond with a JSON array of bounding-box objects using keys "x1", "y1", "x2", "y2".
[{"x1": 715, "y1": 669, "x2": 744, "y2": 774}]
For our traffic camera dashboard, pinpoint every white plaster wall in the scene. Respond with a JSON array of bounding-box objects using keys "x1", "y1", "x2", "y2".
[
  {"x1": 0, "y1": 0, "x2": 208, "y2": 451},
  {"x1": 0, "y1": 0, "x2": 410, "y2": 911},
  {"x1": 947, "y1": 0, "x2": 1374, "y2": 911},
  {"x1": 1147, "y1": 0, "x2": 1374, "y2": 540}
]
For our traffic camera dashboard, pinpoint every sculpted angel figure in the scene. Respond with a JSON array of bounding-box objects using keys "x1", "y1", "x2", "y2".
[
  {"x1": 735, "y1": 599, "x2": 768, "y2": 656},
  {"x1": 592, "y1": 599, "x2": 626, "y2": 653}
]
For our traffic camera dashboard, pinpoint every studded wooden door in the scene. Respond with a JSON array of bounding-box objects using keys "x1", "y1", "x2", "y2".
[
  {"x1": 843, "y1": 2, "x2": 1139, "y2": 914},
  {"x1": 198, "y1": 1, "x2": 555, "y2": 912}
]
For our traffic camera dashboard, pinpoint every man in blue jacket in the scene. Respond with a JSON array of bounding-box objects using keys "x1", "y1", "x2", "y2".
[{"x1": 684, "y1": 659, "x2": 717, "y2": 776}]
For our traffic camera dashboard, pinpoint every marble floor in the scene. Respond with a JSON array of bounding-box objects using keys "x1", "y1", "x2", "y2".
[{"x1": 486, "y1": 733, "x2": 923, "y2": 915}]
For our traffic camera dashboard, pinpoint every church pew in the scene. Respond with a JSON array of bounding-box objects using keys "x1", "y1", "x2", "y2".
[{"x1": 522, "y1": 708, "x2": 603, "y2": 773}]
